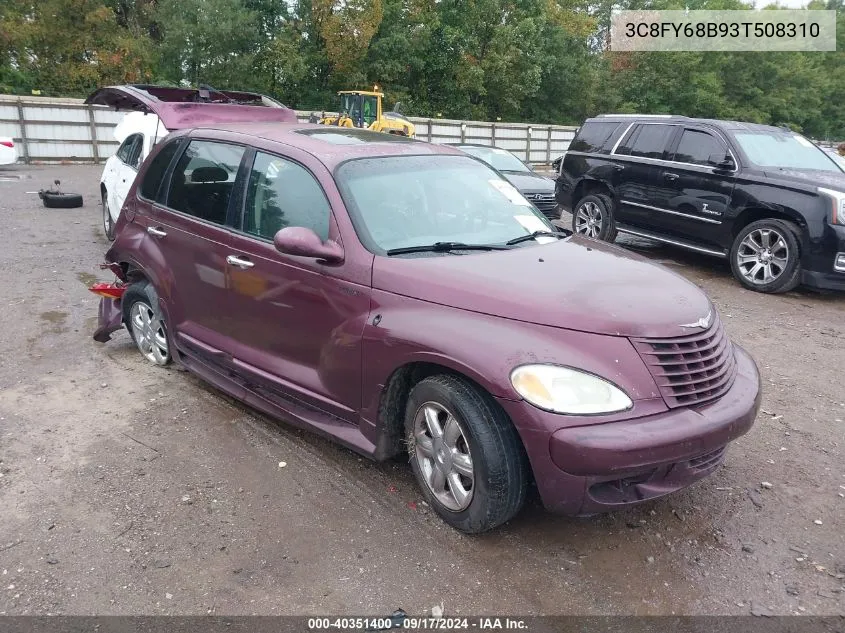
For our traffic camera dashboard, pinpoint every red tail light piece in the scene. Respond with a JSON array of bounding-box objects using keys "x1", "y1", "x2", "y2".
[
  {"x1": 89, "y1": 282, "x2": 126, "y2": 300},
  {"x1": 0, "y1": 140, "x2": 13, "y2": 148}
]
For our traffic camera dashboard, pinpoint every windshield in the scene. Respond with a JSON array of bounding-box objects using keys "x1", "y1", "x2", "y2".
[
  {"x1": 733, "y1": 131, "x2": 842, "y2": 172},
  {"x1": 822, "y1": 149, "x2": 845, "y2": 172},
  {"x1": 336, "y1": 155, "x2": 555, "y2": 254},
  {"x1": 460, "y1": 146, "x2": 531, "y2": 173}
]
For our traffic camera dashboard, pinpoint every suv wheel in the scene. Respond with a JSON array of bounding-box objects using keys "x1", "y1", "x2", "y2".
[
  {"x1": 572, "y1": 194, "x2": 618, "y2": 242},
  {"x1": 405, "y1": 375, "x2": 528, "y2": 533},
  {"x1": 730, "y1": 219, "x2": 801, "y2": 293}
]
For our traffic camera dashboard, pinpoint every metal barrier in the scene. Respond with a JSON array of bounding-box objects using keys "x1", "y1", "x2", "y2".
[{"x1": 0, "y1": 94, "x2": 576, "y2": 165}]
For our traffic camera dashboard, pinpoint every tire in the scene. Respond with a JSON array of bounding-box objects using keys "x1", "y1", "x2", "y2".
[
  {"x1": 405, "y1": 375, "x2": 529, "y2": 533},
  {"x1": 122, "y1": 282, "x2": 171, "y2": 366},
  {"x1": 730, "y1": 219, "x2": 802, "y2": 294},
  {"x1": 40, "y1": 191, "x2": 83, "y2": 209},
  {"x1": 102, "y1": 190, "x2": 115, "y2": 241},
  {"x1": 571, "y1": 193, "x2": 617, "y2": 242}
]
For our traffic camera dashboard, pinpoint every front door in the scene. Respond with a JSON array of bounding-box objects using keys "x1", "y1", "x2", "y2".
[
  {"x1": 219, "y1": 149, "x2": 370, "y2": 422},
  {"x1": 650, "y1": 127, "x2": 736, "y2": 249}
]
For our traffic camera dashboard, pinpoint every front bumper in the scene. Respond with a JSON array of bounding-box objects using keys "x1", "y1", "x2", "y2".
[
  {"x1": 496, "y1": 344, "x2": 761, "y2": 515},
  {"x1": 801, "y1": 224, "x2": 845, "y2": 291}
]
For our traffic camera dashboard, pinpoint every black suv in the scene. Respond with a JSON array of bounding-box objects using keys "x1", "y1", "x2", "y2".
[{"x1": 556, "y1": 115, "x2": 845, "y2": 293}]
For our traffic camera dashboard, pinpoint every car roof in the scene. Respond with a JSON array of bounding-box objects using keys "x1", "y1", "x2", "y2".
[
  {"x1": 186, "y1": 123, "x2": 468, "y2": 168},
  {"x1": 588, "y1": 115, "x2": 788, "y2": 134}
]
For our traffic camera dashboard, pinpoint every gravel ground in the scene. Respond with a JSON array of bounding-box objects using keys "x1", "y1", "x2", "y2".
[{"x1": 0, "y1": 164, "x2": 843, "y2": 616}]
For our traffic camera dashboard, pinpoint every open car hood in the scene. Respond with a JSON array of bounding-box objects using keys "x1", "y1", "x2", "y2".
[{"x1": 85, "y1": 85, "x2": 298, "y2": 131}]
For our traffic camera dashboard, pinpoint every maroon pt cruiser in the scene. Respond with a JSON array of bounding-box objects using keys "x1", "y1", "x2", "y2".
[{"x1": 91, "y1": 123, "x2": 762, "y2": 533}]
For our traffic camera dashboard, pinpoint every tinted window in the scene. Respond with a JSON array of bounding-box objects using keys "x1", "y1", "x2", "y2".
[
  {"x1": 629, "y1": 124, "x2": 675, "y2": 159},
  {"x1": 139, "y1": 140, "x2": 181, "y2": 202},
  {"x1": 244, "y1": 152, "x2": 330, "y2": 241},
  {"x1": 673, "y1": 129, "x2": 726, "y2": 165},
  {"x1": 569, "y1": 122, "x2": 621, "y2": 153},
  {"x1": 166, "y1": 140, "x2": 245, "y2": 225}
]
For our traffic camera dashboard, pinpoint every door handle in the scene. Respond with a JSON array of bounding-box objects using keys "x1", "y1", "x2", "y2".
[
  {"x1": 663, "y1": 172, "x2": 679, "y2": 181},
  {"x1": 226, "y1": 255, "x2": 254, "y2": 269},
  {"x1": 147, "y1": 226, "x2": 167, "y2": 237}
]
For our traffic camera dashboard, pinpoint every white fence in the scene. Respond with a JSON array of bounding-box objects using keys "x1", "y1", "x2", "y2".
[{"x1": 0, "y1": 94, "x2": 576, "y2": 165}]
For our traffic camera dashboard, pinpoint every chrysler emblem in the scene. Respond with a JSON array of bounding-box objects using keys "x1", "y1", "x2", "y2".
[{"x1": 680, "y1": 310, "x2": 712, "y2": 329}]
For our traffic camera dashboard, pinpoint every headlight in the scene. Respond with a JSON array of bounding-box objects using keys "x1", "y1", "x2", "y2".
[
  {"x1": 818, "y1": 187, "x2": 845, "y2": 225},
  {"x1": 510, "y1": 364, "x2": 633, "y2": 415}
]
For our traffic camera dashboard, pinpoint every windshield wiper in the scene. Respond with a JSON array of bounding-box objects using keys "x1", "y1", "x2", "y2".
[
  {"x1": 386, "y1": 241, "x2": 510, "y2": 256},
  {"x1": 505, "y1": 230, "x2": 568, "y2": 246}
]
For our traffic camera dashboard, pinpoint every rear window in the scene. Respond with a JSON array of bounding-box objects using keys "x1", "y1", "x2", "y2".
[
  {"x1": 139, "y1": 140, "x2": 181, "y2": 202},
  {"x1": 569, "y1": 122, "x2": 621, "y2": 153},
  {"x1": 619, "y1": 124, "x2": 676, "y2": 160}
]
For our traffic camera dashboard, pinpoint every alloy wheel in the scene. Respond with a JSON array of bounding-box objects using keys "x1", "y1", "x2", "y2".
[
  {"x1": 412, "y1": 401, "x2": 474, "y2": 512},
  {"x1": 129, "y1": 301, "x2": 169, "y2": 365},
  {"x1": 575, "y1": 201, "x2": 603, "y2": 238},
  {"x1": 736, "y1": 227, "x2": 790, "y2": 285}
]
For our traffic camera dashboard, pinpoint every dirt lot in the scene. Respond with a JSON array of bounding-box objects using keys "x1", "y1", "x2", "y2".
[{"x1": 0, "y1": 164, "x2": 843, "y2": 617}]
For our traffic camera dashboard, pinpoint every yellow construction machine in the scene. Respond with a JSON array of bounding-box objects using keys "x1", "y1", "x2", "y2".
[{"x1": 315, "y1": 87, "x2": 415, "y2": 137}]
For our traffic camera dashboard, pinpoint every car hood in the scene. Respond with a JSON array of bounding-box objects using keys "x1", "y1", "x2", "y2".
[
  {"x1": 762, "y1": 168, "x2": 845, "y2": 190},
  {"x1": 500, "y1": 171, "x2": 555, "y2": 193},
  {"x1": 372, "y1": 236, "x2": 713, "y2": 338}
]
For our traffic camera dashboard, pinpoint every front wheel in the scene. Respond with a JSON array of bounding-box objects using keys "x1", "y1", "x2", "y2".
[
  {"x1": 572, "y1": 194, "x2": 617, "y2": 241},
  {"x1": 405, "y1": 375, "x2": 528, "y2": 533},
  {"x1": 730, "y1": 219, "x2": 801, "y2": 293}
]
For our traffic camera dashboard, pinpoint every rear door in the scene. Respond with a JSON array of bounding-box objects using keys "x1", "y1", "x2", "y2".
[
  {"x1": 612, "y1": 123, "x2": 680, "y2": 230},
  {"x1": 138, "y1": 138, "x2": 248, "y2": 369},
  {"x1": 651, "y1": 126, "x2": 736, "y2": 247}
]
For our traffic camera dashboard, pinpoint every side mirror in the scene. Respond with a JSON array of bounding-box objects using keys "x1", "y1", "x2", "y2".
[
  {"x1": 273, "y1": 227, "x2": 344, "y2": 263},
  {"x1": 708, "y1": 153, "x2": 735, "y2": 170}
]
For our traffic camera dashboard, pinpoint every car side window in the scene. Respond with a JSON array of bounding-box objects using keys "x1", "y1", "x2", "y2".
[
  {"x1": 115, "y1": 134, "x2": 139, "y2": 164},
  {"x1": 127, "y1": 135, "x2": 145, "y2": 169},
  {"x1": 672, "y1": 129, "x2": 727, "y2": 166},
  {"x1": 139, "y1": 140, "x2": 181, "y2": 202},
  {"x1": 166, "y1": 140, "x2": 245, "y2": 225},
  {"x1": 628, "y1": 124, "x2": 676, "y2": 160},
  {"x1": 569, "y1": 122, "x2": 621, "y2": 153},
  {"x1": 243, "y1": 152, "x2": 330, "y2": 241}
]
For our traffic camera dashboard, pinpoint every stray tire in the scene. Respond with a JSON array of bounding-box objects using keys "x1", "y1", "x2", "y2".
[
  {"x1": 730, "y1": 219, "x2": 801, "y2": 294},
  {"x1": 39, "y1": 191, "x2": 83, "y2": 209},
  {"x1": 572, "y1": 193, "x2": 617, "y2": 242},
  {"x1": 102, "y1": 190, "x2": 115, "y2": 241},
  {"x1": 405, "y1": 375, "x2": 528, "y2": 533},
  {"x1": 122, "y1": 282, "x2": 171, "y2": 366}
]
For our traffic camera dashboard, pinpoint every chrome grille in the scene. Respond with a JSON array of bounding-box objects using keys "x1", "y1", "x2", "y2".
[
  {"x1": 631, "y1": 316, "x2": 737, "y2": 408},
  {"x1": 526, "y1": 192, "x2": 557, "y2": 211}
]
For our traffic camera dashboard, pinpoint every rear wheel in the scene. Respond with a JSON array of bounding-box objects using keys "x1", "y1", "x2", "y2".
[
  {"x1": 730, "y1": 219, "x2": 801, "y2": 293},
  {"x1": 572, "y1": 193, "x2": 617, "y2": 242},
  {"x1": 123, "y1": 282, "x2": 171, "y2": 366},
  {"x1": 102, "y1": 190, "x2": 115, "y2": 241},
  {"x1": 405, "y1": 375, "x2": 528, "y2": 533}
]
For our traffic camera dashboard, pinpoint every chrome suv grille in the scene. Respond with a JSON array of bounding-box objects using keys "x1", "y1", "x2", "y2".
[
  {"x1": 525, "y1": 193, "x2": 557, "y2": 211},
  {"x1": 630, "y1": 316, "x2": 737, "y2": 408}
]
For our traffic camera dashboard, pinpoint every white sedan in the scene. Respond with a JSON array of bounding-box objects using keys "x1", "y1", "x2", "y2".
[{"x1": 0, "y1": 137, "x2": 18, "y2": 165}]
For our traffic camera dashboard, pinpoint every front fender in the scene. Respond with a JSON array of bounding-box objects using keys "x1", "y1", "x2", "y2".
[{"x1": 360, "y1": 290, "x2": 666, "y2": 443}]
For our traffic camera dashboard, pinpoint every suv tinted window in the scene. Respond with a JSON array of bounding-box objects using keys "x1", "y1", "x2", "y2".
[
  {"x1": 628, "y1": 124, "x2": 675, "y2": 159},
  {"x1": 139, "y1": 140, "x2": 181, "y2": 202},
  {"x1": 127, "y1": 135, "x2": 144, "y2": 169},
  {"x1": 244, "y1": 152, "x2": 330, "y2": 241},
  {"x1": 673, "y1": 129, "x2": 726, "y2": 165},
  {"x1": 166, "y1": 140, "x2": 245, "y2": 225},
  {"x1": 569, "y1": 122, "x2": 621, "y2": 153}
]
